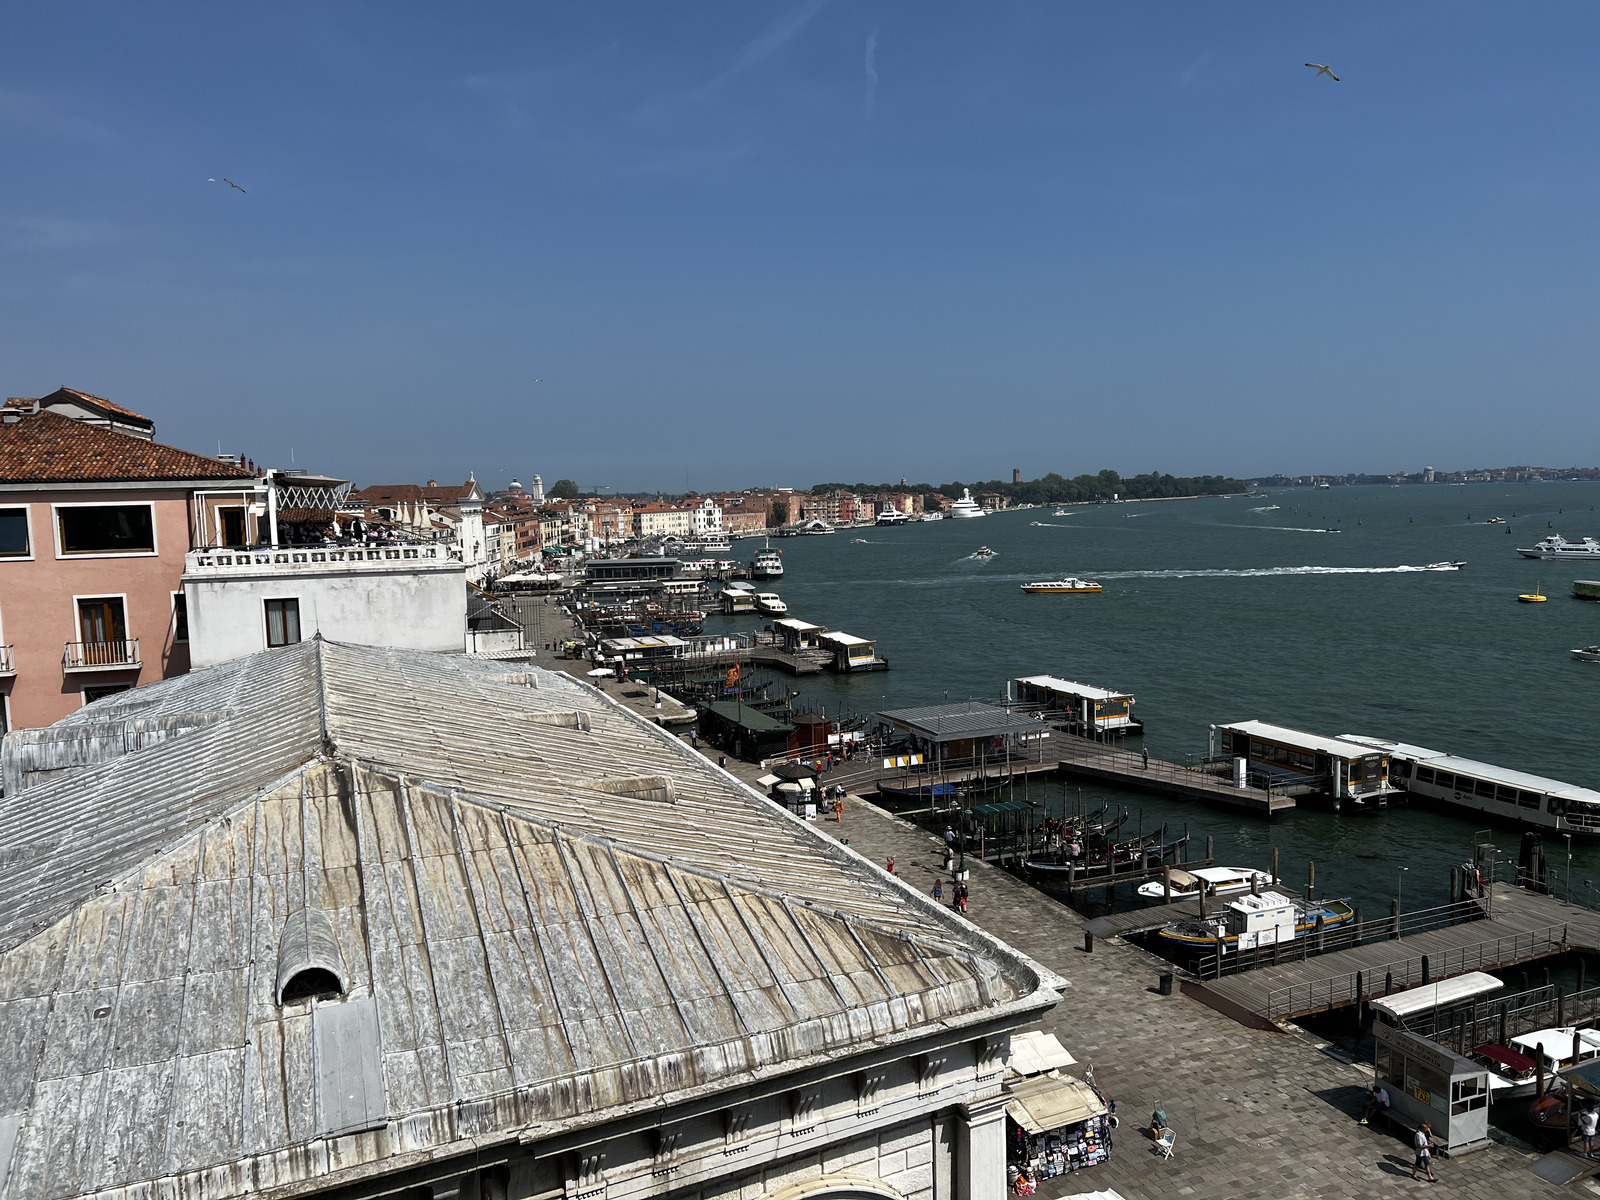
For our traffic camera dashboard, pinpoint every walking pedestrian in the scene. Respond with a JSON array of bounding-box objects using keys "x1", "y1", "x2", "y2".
[
  {"x1": 956, "y1": 883, "x2": 969, "y2": 913},
  {"x1": 1580, "y1": 1106, "x2": 1598, "y2": 1157},
  {"x1": 1411, "y1": 1122, "x2": 1437, "y2": 1182},
  {"x1": 932, "y1": 879, "x2": 944, "y2": 902},
  {"x1": 1142, "y1": 746, "x2": 1149, "y2": 770},
  {"x1": 886, "y1": 856, "x2": 895, "y2": 875}
]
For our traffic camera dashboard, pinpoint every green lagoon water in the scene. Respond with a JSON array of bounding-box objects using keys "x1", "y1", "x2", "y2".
[{"x1": 707, "y1": 483, "x2": 1600, "y2": 917}]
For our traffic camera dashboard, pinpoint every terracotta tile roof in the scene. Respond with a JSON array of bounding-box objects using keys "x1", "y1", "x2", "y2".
[
  {"x1": 0, "y1": 410, "x2": 255, "y2": 483},
  {"x1": 4, "y1": 386, "x2": 155, "y2": 429},
  {"x1": 350, "y1": 483, "x2": 425, "y2": 504}
]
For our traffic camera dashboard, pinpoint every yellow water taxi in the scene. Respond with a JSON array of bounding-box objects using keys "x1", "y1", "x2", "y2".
[
  {"x1": 1519, "y1": 583, "x2": 1548, "y2": 603},
  {"x1": 1021, "y1": 577, "x2": 1102, "y2": 594}
]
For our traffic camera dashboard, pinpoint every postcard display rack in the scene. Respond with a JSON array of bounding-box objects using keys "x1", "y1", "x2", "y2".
[{"x1": 1008, "y1": 1113, "x2": 1113, "y2": 1179}]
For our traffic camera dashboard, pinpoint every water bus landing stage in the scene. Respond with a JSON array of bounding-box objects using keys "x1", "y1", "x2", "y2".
[
  {"x1": 1182, "y1": 883, "x2": 1600, "y2": 1024},
  {"x1": 1054, "y1": 739, "x2": 1295, "y2": 815}
]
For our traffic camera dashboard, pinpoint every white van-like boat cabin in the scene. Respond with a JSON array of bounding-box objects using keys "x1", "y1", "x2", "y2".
[
  {"x1": 1211, "y1": 720, "x2": 1393, "y2": 802},
  {"x1": 1342, "y1": 736, "x2": 1600, "y2": 836},
  {"x1": 1008, "y1": 675, "x2": 1142, "y2": 737}
]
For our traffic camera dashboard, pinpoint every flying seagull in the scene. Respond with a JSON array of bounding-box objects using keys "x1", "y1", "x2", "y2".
[
  {"x1": 223, "y1": 178, "x2": 247, "y2": 193},
  {"x1": 1305, "y1": 62, "x2": 1340, "y2": 82}
]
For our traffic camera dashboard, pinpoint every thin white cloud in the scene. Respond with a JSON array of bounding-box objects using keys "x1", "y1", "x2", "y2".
[
  {"x1": 13, "y1": 216, "x2": 117, "y2": 250},
  {"x1": 864, "y1": 30, "x2": 879, "y2": 118},
  {"x1": 698, "y1": 0, "x2": 827, "y2": 96},
  {"x1": 1179, "y1": 52, "x2": 1212, "y2": 87}
]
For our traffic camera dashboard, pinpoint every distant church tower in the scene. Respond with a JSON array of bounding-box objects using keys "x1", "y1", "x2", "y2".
[{"x1": 530, "y1": 474, "x2": 545, "y2": 502}]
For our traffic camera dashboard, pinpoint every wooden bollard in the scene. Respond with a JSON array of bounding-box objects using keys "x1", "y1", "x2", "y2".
[
  {"x1": 1499, "y1": 1003, "x2": 1508, "y2": 1046},
  {"x1": 1573, "y1": 1027, "x2": 1582, "y2": 1067},
  {"x1": 1537, "y1": 1056, "x2": 1546, "y2": 1099},
  {"x1": 1390, "y1": 898, "x2": 1401, "y2": 940},
  {"x1": 1307, "y1": 860, "x2": 1316, "y2": 903},
  {"x1": 1206, "y1": 834, "x2": 1214, "y2": 863},
  {"x1": 1214, "y1": 934, "x2": 1225, "y2": 979},
  {"x1": 1559, "y1": 985, "x2": 1567, "y2": 1029},
  {"x1": 1067, "y1": 860, "x2": 1076, "y2": 891},
  {"x1": 1251, "y1": 871, "x2": 1259, "y2": 896},
  {"x1": 1450, "y1": 867, "x2": 1459, "y2": 912},
  {"x1": 1352, "y1": 907, "x2": 1363, "y2": 948},
  {"x1": 1315, "y1": 913, "x2": 1325, "y2": 953},
  {"x1": 1354, "y1": 970, "x2": 1365, "y2": 1033},
  {"x1": 1421, "y1": 954, "x2": 1430, "y2": 985},
  {"x1": 1582, "y1": 960, "x2": 1588, "y2": 993},
  {"x1": 1385, "y1": 970, "x2": 1394, "y2": 997},
  {"x1": 1272, "y1": 846, "x2": 1279, "y2": 887},
  {"x1": 1163, "y1": 866, "x2": 1172, "y2": 903},
  {"x1": 1084, "y1": 930, "x2": 1094, "y2": 953},
  {"x1": 1199, "y1": 882, "x2": 1210, "y2": 918}
]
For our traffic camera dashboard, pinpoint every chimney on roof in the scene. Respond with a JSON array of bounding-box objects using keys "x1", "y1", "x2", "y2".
[{"x1": 427, "y1": 478, "x2": 437, "y2": 487}]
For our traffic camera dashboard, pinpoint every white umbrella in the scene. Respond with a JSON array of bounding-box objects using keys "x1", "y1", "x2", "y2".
[{"x1": 587, "y1": 667, "x2": 615, "y2": 677}]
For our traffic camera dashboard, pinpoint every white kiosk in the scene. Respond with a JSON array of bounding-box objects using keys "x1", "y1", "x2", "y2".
[{"x1": 1374, "y1": 1023, "x2": 1491, "y2": 1152}]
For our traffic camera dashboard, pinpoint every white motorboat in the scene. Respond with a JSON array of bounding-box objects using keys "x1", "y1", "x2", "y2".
[
  {"x1": 1423, "y1": 561, "x2": 1468, "y2": 571},
  {"x1": 751, "y1": 546, "x2": 784, "y2": 579},
  {"x1": 972, "y1": 546, "x2": 996, "y2": 560},
  {"x1": 875, "y1": 509, "x2": 911, "y2": 526},
  {"x1": 919, "y1": 512, "x2": 945, "y2": 522},
  {"x1": 949, "y1": 488, "x2": 986, "y2": 519},
  {"x1": 1518, "y1": 534, "x2": 1600, "y2": 560},
  {"x1": 1135, "y1": 865, "x2": 1271, "y2": 901},
  {"x1": 1053, "y1": 509, "x2": 1071, "y2": 517},
  {"x1": 755, "y1": 593, "x2": 788, "y2": 615},
  {"x1": 684, "y1": 532, "x2": 732, "y2": 554},
  {"x1": 1573, "y1": 646, "x2": 1600, "y2": 663}
]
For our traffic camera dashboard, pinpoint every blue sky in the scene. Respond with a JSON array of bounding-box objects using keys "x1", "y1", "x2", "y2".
[{"x1": 3, "y1": 3, "x2": 1596, "y2": 490}]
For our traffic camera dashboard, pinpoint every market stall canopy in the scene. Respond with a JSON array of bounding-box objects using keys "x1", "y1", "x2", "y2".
[
  {"x1": 587, "y1": 667, "x2": 615, "y2": 677},
  {"x1": 1004, "y1": 1073, "x2": 1106, "y2": 1134},
  {"x1": 1009, "y1": 1029, "x2": 1077, "y2": 1076}
]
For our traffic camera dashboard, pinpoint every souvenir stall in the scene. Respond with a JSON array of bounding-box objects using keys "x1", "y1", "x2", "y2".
[{"x1": 1003, "y1": 1031, "x2": 1114, "y2": 1187}]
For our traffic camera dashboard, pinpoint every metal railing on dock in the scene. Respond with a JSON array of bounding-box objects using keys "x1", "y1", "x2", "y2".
[
  {"x1": 1193, "y1": 899, "x2": 1487, "y2": 982},
  {"x1": 1415, "y1": 977, "x2": 1600, "y2": 1051},
  {"x1": 1054, "y1": 739, "x2": 1293, "y2": 814},
  {"x1": 1262, "y1": 923, "x2": 1569, "y2": 1021}
]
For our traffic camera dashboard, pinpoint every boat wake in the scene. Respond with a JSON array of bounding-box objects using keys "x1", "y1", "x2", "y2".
[
  {"x1": 1030, "y1": 520, "x2": 1078, "y2": 527},
  {"x1": 1095, "y1": 563, "x2": 1462, "y2": 580},
  {"x1": 1247, "y1": 505, "x2": 1281, "y2": 513},
  {"x1": 1214, "y1": 522, "x2": 1340, "y2": 534}
]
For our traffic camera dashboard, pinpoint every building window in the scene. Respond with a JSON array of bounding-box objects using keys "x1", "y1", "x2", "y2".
[
  {"x1": 265, "y1": 598, "x2": 301, "y2": 648},
  {"x1": 0, "y1": 507, "x2": 30, "y2": 557},
  {"x1": 57, "y1": 504, "x2": 156, "y2": 555},
  {"x1": 83, "y1": 683, "x2": 132, "y2": 704},
  {"x1": 172, "y1": 593, "x2": 189, "y2": 642},
  {"x1": 78, "y1": 597, "x2": 128, "y2": 648}
]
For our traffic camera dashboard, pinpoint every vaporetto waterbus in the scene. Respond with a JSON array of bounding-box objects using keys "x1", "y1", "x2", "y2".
[
  {"x1": 1209, "y1": 720, "x2": 1395, "y2": 802},
  {"x1": 1341, "y1": 736, "x2": 1600, "y2": 836}
]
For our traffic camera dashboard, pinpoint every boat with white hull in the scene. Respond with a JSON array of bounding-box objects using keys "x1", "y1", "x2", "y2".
[
  {"x1": 1343, "y1": 735, "x2": 1600, "y2": 836},
  {"x1": 1517, "y1": 534, "x2": 1600, "y2": 559},
  {"x1": 1135, "y1": 866, "x2": 1271, "y2": 901},
  {"x1": 948, "y1": 488, "x2": 986, "y2": 519}
]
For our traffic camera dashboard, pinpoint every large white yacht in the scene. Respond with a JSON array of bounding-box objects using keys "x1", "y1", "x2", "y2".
[
  {"x1": 875, "y1": 509, "x2": 911, "y2": 526},
  {"x1": 948, "y1": 488, "x2": 986, "y2": 519},
  {"x1": 1518, "y1": 534, "x2": 1600, "y2": 559}
]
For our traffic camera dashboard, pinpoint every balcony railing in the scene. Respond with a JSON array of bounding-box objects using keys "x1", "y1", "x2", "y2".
[
  {"x1": 63, "y1": 639, "x2": 140, "y2": 670},
  {"x1": 0, "y1": 645, "x2": 13, "y2": 675},
  {"x1": 186, "y1": 544, "x2": 457, "y2": 574}
]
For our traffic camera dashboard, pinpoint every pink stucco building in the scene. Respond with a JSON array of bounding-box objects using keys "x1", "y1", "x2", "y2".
[{"x1": 0, "y1": 388, "x2": 256, "y2": 732}]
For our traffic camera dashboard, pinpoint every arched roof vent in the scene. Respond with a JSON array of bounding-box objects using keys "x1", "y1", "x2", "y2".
[
  {"x1": 581, "y1": 774, "x2": 677, "y2": 804},
  {"x1": 276, "y1": 907, "x2": 349, "y2": 1004},
  {"x1": 523, "y1": 710, "x2": 592, "y2": 732}
]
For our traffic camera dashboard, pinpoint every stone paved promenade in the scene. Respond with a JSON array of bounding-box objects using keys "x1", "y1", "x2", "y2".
[{"x1": 722, "y1": 774, "x2": 1576, "y2": 1200}]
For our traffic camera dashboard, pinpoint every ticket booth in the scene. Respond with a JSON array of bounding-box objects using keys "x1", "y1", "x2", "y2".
[{"x1": 1374, "y1": 1023, "x2": 1490, "y2": 1152}]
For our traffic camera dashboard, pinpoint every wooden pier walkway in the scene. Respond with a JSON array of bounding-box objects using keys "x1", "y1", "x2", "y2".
[
  {"x1": 1055, "y1": 739, "x2": 1295, "y2": 815},
  {"x1": 1182, "y1": 884, "x2": 1597, "y2": 1024}
]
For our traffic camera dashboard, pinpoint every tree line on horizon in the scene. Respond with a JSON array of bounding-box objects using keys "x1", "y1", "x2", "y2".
[{"x1": 806, "y1": 470, "x2": 1247, "y2": 504}]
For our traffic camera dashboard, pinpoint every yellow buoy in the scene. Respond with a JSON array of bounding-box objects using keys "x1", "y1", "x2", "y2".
[{"x1": 1519, "y1": 582, "x2": 1548, "y2": 603}]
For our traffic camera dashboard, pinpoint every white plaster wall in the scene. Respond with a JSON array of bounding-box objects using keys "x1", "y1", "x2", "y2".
[
  {"x1": 679, "y1": 1117, "x2": 939, "y2": 1200},
  {"x1": 184, "y1": 563, "x2": 467, "y2": 667}
]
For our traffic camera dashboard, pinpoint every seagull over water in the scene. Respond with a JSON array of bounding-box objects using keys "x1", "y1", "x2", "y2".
[
  {"x1": 208, "y1": 177, "x2": 247, "y2": 192},
  {"x1": 1305, "y1": 62, "x2": 1340, "y2": 82}
]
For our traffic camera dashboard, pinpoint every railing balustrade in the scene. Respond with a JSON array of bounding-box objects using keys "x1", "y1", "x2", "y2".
[{"x1": 63, "y1": 639, "x2": 140, "y2": 669}]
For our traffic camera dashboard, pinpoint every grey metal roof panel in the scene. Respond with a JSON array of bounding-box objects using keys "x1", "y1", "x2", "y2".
[
  {"x1": 0, "y1": 640, "x2": 1059, "y2": 1200},
  {"x1": 874, "y1": 701, "x2": 1043, "y2": 741}
]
